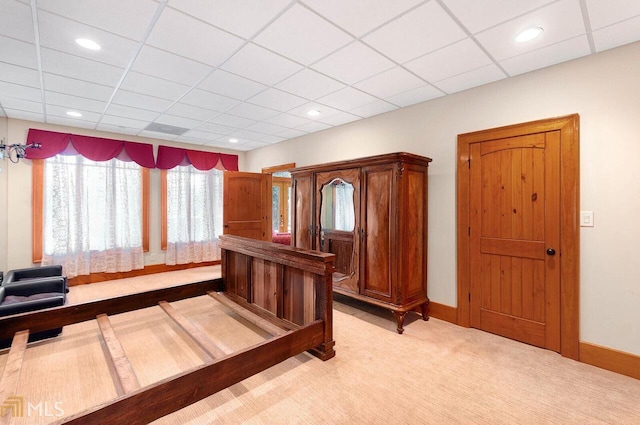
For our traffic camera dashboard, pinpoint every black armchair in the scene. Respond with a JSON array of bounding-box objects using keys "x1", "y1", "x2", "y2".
[
  {"x1": 0, "y1": 277, "x2": 67, "y2": 348},
  {"x1": 3, "y1": 264, "x2": 62, "y2": 282},
  {"x1": 3, "y1": 265, "x2": 68, "y2": 293}
]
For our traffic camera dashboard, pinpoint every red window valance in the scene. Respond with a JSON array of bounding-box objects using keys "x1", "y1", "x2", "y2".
[
  {"x1": 155, "y1": 145, "x2": 238, "y2": 171},
  {"x1": 25, "y1": 128, "x2": 156, "y2": 168}
]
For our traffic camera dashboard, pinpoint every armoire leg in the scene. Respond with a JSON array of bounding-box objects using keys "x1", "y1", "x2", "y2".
[{"x1": 393, "y1": 311, "x2": 408, "y2": 334}]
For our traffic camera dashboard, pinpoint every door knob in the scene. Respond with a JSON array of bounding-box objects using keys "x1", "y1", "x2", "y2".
[{"x1": 546, "y1": 248, "x2": 556, "y2": 256}]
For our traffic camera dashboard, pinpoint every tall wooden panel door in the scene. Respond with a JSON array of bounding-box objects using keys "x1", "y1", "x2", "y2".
[
  {"x1": 469, "y1": 132, "x2": 560, "y2": 351},
  {"x1": 223, "y1": 172, "x2": 272, "y2": 241}
]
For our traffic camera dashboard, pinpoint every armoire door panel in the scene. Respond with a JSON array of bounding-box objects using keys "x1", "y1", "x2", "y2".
[
  {"x1": 292, "y1": 172, "x2": 313, "y2": 250},
  {"x1": 402, "y1": 167, "x2": 428, "y2": 301},
  {"x1": 361, "y1": 166, "x2": 393, "y2": 302}
]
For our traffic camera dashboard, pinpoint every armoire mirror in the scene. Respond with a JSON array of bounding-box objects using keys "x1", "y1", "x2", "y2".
[{"x1": 319, "y1": 178, "x2": 356, "y2": 283}]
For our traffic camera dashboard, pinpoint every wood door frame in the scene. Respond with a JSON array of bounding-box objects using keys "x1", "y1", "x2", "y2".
[{"x1": 457, "y1": 114, "x2": 580, "y2": 360}]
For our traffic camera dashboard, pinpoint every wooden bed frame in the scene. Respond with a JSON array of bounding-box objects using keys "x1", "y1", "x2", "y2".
[{"x1": 0, "y1": 235, "x2": 335, "y2": 424}]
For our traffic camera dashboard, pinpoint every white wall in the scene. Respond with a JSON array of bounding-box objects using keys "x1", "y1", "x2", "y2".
[
  {"x1": 245, "y1": 41, "x2": 640, "y2": 357},
  {"x1": 0, "y1": 119, "x2": 245, "y2": 272}
]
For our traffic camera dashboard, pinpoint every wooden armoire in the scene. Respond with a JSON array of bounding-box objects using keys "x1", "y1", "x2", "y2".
[{"x1": 290, "y1": 152, "x2": 432, "y2": 333}]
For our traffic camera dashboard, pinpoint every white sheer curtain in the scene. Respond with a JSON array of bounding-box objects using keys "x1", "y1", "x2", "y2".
[
  {"x1": 165, "y1": 166, "x2": 223, "y2": 265},
  {"x1": 42, "y1": 155, "x2": 144, "y2": 278},
  {"x1": 334, "y1": 182, "x2": 355, "y2": 231}
]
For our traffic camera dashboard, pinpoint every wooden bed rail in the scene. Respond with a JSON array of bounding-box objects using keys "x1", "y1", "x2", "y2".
[
  {"x1": 0, "y1": 236, "x2": 335, "y2": 424},
  {"x1": 220, "y1": 234, "x2": 335, "y2": 360}
]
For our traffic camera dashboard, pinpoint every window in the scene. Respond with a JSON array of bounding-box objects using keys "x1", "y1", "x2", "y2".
[
  {"x1": 162, "y1": 166, "x2": 223, "y2": 265},
  {"x1": 34, "y1": 156, "x2": 148, "y2": 278}
]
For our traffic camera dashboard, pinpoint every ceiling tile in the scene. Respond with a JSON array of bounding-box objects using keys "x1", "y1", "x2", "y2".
[
  {"x1": 37, "y1": 11, "x2": 139, "y2": 68},
  {"x1": 225, "y1": 102, "x2": 280, "y2": 121},
  {"x1": 295, "y1": 121, "x2": 332, "y2": 133},
  {"x1": 302, "y1": 0, "x2": 423, "y2": 37},
  {"x1": 146, "y1": 7, "x2": 244, "y2": 67},
  {"x1": 245, "y1": 122, "x2": 288, "y2": 135},
  {"x1": 153, "y1": 114, "x2": 203, "y2": 130},
  {"x1": 0, "y1": 97, "x2": 43, "y2": 114},
  {"x1": 131, "y1": 46, "x2": 212, "y2": 86},
  {"x1": 318, "y1": 111, "x2": 360, "y2": 126},
  {"x1": 434, "y1": 64, "x2": 506, "y2": 94},
  {"x1": 363, "y1": 1, "x2": 467, "y2": 63},
  {"x1": 265, "y1": 113, "x2": 313, "y2": 128},
  {"x1": 209, "y1": 114, "x2": 256, "y2": 129},
  {"x1": 230, "y1": 129, "x2": 267, "y2": 141},
  {"x1": 36, "y1": 0, "x2": 160, "y2": 41},
  {"x1": 355, "y1": 66, "x2": 425, "y2": 99},
  {"x1": 100, "y1": 114, "x2": 149, "y2": 130},
  {"x1": 592, "y1": 15, "x2": 640, "y2": 52},
  {"x1": 276, "y1": 69, "x2": 345, "y2": 100},
  {"x1": 586, "y1": 0, "x2": 640, "y2": 30},
  {"x1": 168, "y1": 0, "x2": 290, "y2": 39},
  {"x1": 247, "y1": 88, "x2": 307, "y2": 112},
  {"x1": 254, "y1": 4, "x2": 352, "y2": 65},
  {"x1": 405, "y1": 38, "x2": 492, "y2": 82},
  {"x1": 43, "y1": 73, "x2": 113, "y2": 101},
  {"x1": 47, "y1": 115, "x2": 97, "y2": 129},
  {"x1": 96, "y1": 124, "x2": 140, "y2": 135},
  {"x1": 258, "y1": 135, "x2": 286, "y2": 144},
  {"x1": 197, "y1": 70, "x2": 267, "y2": 101},
  {"x1": 349, "y1": 100, "x2": 398, "y2": 118},
  {"x1": 138, "y1": 130, "x2": 177, "y2": 141},
  {"x1": 475, "y1": 0, "x2": 586, "y2": 61},
  {"x1": 120, "y1": 71, "x2": 189, "y2": 101},
  {"x1": 386, "y1": 84, "x2": 444, "y2": 107},
  {"x1": 441, "y1": 0, "x2": 554, "y2": 33},
  {"x1": 182, "y1": 130, "x2": 225, "y2": 142},
  {"x1": 180, "y1": 89, "x2": 239, "y2": 112},
  {"x1": 0, "y1": 81, "x2": 42, "y2": 102},
  {"x1": 46, "y1": 91, "x2": 107, "y2": 113},
  {"x1": 317, "y1": 87, "x2": 378, "y2": 111},
  {"x1": 287, "y1": 102, "x2": 341, "y2": 120},
  {"x1": 165, "y1": 103, "x2": 218, "y2": 121},
  {"x1": 220, "y1": 43, "x2": 303, "y2": 86},
  {"x1": 0, "y1": 62, "x2": 40, "y2": 88},
  {"x1": 501, "y1": 35, "x2": 591, "y2": 76},
  {"x1": 196, "y1": 122, "x2": 236, "y2": 135},
  {"x1": 276, "y1": 128, "x2": 308, "y2": 139},
  {"x1": 105, "y1": 104, "x2": 159, "y2": 122},
  {"x1": 0, "y1": 36, "x2": 37, "y2": 69},
  {"x1": 111, "y1": 89, "x2": 173, "y2": 113},
  {"x1": 46, "y1": 104, "x2": 102, "y2": 122},
  {"x1": 311, "y1": 41, "x2": 395, "y2": 85},
  {"x1": 0, "y1": 0, "x2": 34, "y2": 42},
  {"x1": 41, "y1": 48, "x2": 124, "y2": 87},
  {"x1": 4, "y1": 109, "x2": 44, "y2": 122}
]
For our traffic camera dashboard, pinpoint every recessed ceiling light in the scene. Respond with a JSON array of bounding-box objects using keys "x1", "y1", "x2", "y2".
[
  {"x1": 229, "y1": 138, "x2": 238, "y2": 143},
  {"x1": 66, "y1": 111, "x2": 83, "y2": 118},
  {"x1": 307, "y1": 109, "x2": 320, "y2": 117},
  {"x1": 75, "y1": 38, "x2": 101, "y2": 50},
  {"x1": 515, "y1": 27, "x2": 544, "y2": 43}
]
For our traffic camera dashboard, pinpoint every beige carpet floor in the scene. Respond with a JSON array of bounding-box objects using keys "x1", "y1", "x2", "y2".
[{"x1": 1, "y1": 268, "x2": 639, "y2": 424}]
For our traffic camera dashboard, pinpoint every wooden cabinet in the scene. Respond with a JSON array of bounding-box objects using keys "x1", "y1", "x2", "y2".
[{"x1": 291, "y1": 152, "x2": 432, "y2": 333}]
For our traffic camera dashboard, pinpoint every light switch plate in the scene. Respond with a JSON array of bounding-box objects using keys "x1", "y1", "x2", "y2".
[{"x1": 581, "y1": 211, "x2": 594, "y2": 227}]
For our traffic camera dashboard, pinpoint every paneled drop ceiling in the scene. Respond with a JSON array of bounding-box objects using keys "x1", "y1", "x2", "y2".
[{"x1": 1, "y1": 0, "x2": 639, "y2": 151}]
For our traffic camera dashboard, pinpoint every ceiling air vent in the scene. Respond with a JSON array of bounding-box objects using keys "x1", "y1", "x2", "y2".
[{"x1": 144, "y1": 122, "x2": 189, "y2": 136}]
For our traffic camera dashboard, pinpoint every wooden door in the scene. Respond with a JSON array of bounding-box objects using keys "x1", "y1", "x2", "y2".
[
  {"x1": 469, "y1": 132, "x2": 560, "y2": 351},
  {"x1": 223, "y1": 172, "x2": 272, "y2": 241}
]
